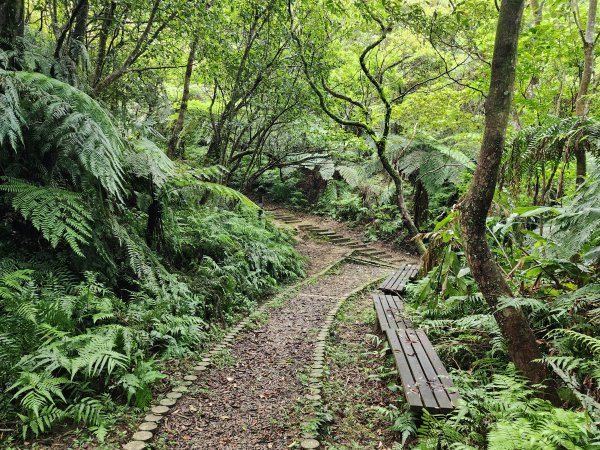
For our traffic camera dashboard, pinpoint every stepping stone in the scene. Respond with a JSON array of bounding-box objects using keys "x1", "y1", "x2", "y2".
[
  {"x1": 123, "y1": 441, "x2": 146, "y2": 450},
  {"x1": 138, "y1": 422, "x2": 158, "y2": 431},
  {"x1": 184, "y1": 375, "x2": 197, "y2": 381},
  {"x1": 167, "y1": 392, "x2": 182, "y2": 399},
  {"x1": 301, "y1": 438, "x2": 320, "y2": 449},
  {"x1": 305, "y1": 394, "x2": 321, "y2": 401},
  {"x1": 181, "y1": 381, "x2": 193, "y2": 386},
  {"x1": 132, "y1": 431, "x2": 153, "y2": 441},
  {"x1": 151, "y1": 405, "x2": 169, "y2": 415},
  {"x1": 159, "y1": 398, "x2": 177, "y2": 407},
  {"x1": 172, "y1": 386, "x2": 189, "y2": 393},
  {"x1": 144, "y1": 414, "x2": 163, "y2": 423}
]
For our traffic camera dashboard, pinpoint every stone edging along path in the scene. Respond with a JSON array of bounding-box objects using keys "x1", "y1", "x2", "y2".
[
  {"x1": 295, "y1": 276, "x2": 386, "y2": 450},
  {"x1": 122, "y1": 251, "x2": 357, "y2": 450}
]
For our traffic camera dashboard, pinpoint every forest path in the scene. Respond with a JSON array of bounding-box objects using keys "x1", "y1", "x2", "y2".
[
  {"x1": 153, "y1": 223, "x2": 395, "y2": 449},
  {"x1": 264, "y1": 204, "x2": 420, "y2": 267}
]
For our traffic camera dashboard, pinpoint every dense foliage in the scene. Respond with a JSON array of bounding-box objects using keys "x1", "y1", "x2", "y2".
[
  {"x1": 1, "y1": 0, "x2": 600, "y2": 447},
  {"x1": 0, "y1": 13, "x2": 304, "y2": 442}
]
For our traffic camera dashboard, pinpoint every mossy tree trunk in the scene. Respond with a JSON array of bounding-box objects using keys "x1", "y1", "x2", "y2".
[
  {"x1": 574, "y1": 0, "x2": 597, "y2": 185},
  {"x1": 459, "y1": 0, "x2": 557, "y2": 399}
]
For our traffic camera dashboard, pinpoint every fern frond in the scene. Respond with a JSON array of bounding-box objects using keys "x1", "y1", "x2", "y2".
[{"x1": 0, "y1": 178, "x2": 93, "y2": 256}]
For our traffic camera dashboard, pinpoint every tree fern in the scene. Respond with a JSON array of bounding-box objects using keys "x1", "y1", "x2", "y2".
[{"x1": 126, "y1": 138, "x2": 174, "y2": 188}]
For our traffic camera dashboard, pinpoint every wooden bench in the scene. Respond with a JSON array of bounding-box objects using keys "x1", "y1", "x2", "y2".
[
  {"x1": 373, "y1": 293, "x2": 413, "y2": 330},
  {"x1": 386, "y1": 328, "x2": 460, "y2": 414},
  {"x1": 373, "y1": 283, "x2": 460, "y2": 414},
  {"x1": 379, "y1": 263, "x2": 419, "y2": 295}
]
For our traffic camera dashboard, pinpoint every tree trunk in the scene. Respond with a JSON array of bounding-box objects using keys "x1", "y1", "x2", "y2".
[
  {"x1": 413, "y1": 179, "x2": 429, "y2": 230},
  {"x1": 376, "y1": 141, "x2": 426, "y2": 255},
  {"x1": 92, "y1": 1, "x2": 116, "y2": 86},
  {"x1": 459, "y1": 0, "x2": 555, "y2": 394},
  {"x1": 167, "y1": 39, "x2": 198, "y2": 159},
  {"x1": 574, "y1": 0, "x2": 597, "y2": 185},
  {"x1": 0, "y1": 0, "x2": 25, "y2": 69},
  {"x1": 146, "y1": 191, "x2": 163, "y2": 249},
  {"x1": 69, "y1": 0, "x2": 89, "y2": 64}
]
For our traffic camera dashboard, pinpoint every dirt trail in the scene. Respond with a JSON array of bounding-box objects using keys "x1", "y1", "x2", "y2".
[{"x1": 156, "y1": 237, "x2": 390, "y2": 449}]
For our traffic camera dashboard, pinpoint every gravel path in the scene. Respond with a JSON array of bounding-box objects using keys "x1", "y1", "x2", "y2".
[{"x1": 156, "y1": 253, "x2": 389, "y2": 449}]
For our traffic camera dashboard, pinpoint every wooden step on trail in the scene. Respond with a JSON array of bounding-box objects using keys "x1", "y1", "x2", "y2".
[
  {"x1": 349, "y1": 243, "x2": 368, "y2": 249},
  {"x1": 329, "y1": 237, "x2": 352, "y2": 244}
]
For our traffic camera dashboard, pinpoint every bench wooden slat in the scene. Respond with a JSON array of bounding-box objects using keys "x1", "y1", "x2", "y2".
[
  {"x1": 373, "y1": 294, "x2": 412, "y2": 331},
  {"x1": 391, "y1": 264, "x2": 418, "y2": 291},
  {"x1": 416, "y1": 330, "x2": 461, "y2": 406},
  {"x1": 382, "y1": 295, "x2": 413, "y2": 329},
  {"x1": 387, "y1": 328, "x2": 458, "y2": 414},
  {"x1": 373, "y1": 294, "x2": 395, "y2": 331},
  {"x1": 390, "y1": 265, "x2": 411, "y2": 291},
  {"x1": 386, "y1": 329, "x2": 423, "y2": 408},
  {"x1": 374, "y1": 284, "x2": 459, "y2": 414},
  {"x1": 379, "y1": 263, "x2": 406, "y2": 291},
  {"x1": 380, "y1": 265, "x2": 402, "y2": 289},
  {"x1": 379, "y1": 263, "x2": 418, "y2": 294},
  {"x1": 393, "y1": 328, "x2": 439, "y2": 410},
  {"x1": 404, "y1": 329, "x2": 454, "y2": 411}
]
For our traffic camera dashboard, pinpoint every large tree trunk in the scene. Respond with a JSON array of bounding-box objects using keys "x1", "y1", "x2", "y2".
[
  {"x1": 459, "y1": 0, "x2": 555, "y2": 393},
  {"x1": 574, "y1": 0, "x2": 597, "y2": 185},
  {"x1": 167, "y1": 39, "x2": 198, "y2": 159},
  {"x1": 0, "y1": 0, "x2": 25, "y2": 69}
]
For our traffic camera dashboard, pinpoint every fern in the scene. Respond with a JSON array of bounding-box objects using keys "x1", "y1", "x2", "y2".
[
  {"x1": 126, "y1": 138, "x2": 175, "y2": 188},
  {"x1": 0, "y1": 72, "x2": 24, "y2": 149},
  {"x1": 0, "y1": 178, "x2": 93, "y2": 255},
  {"x1": 0, "y1": 70, "x2": 124, "y2": 197}
]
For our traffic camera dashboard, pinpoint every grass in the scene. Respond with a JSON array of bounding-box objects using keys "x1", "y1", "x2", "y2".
[
  {"x1": 211, "y1": 348, "x2": 237, "y2": 368},
  {"x1": 320, "y1": 292, "x2": 414, "y2": 449}
]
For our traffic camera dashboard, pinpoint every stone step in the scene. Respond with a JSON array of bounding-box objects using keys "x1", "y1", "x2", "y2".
[{"x1": 329, "y1": 238, "x2": 351, "y2": 244}]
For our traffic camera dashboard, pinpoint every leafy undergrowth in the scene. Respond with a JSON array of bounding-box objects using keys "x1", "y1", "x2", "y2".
[
  {"x1": 0, "y1": 206, "x2": 304, "y2": 446},
  {"x1": 400, "y1": 178, "x2": 600, "y2": 449}
]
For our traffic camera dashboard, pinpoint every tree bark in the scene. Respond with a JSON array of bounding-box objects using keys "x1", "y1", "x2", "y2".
[
  {"x1": 69, "y1": 0, "x2": 89, "y2": 64},
  {"x1": 375, "y1": 142, "x2": 426, "y2": 255},
  {"x1": 167, "y1": 39, "x2": 198, "y2": 159},
  {"x1": 459, "y1": 0, "x2": 555, "y2": 393},
  {"x1": 92, "y1": 1, "x2": 116, "y2": 86},
  {"x1": 413, "y1": 179, "x2": 429, "y2": 229},
  {"x1": 574, "y1": 0, "x2": 597, "y2": 185},
  {"x1": 0, "y1": 0, "x2": 25, "y2": 69}
]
